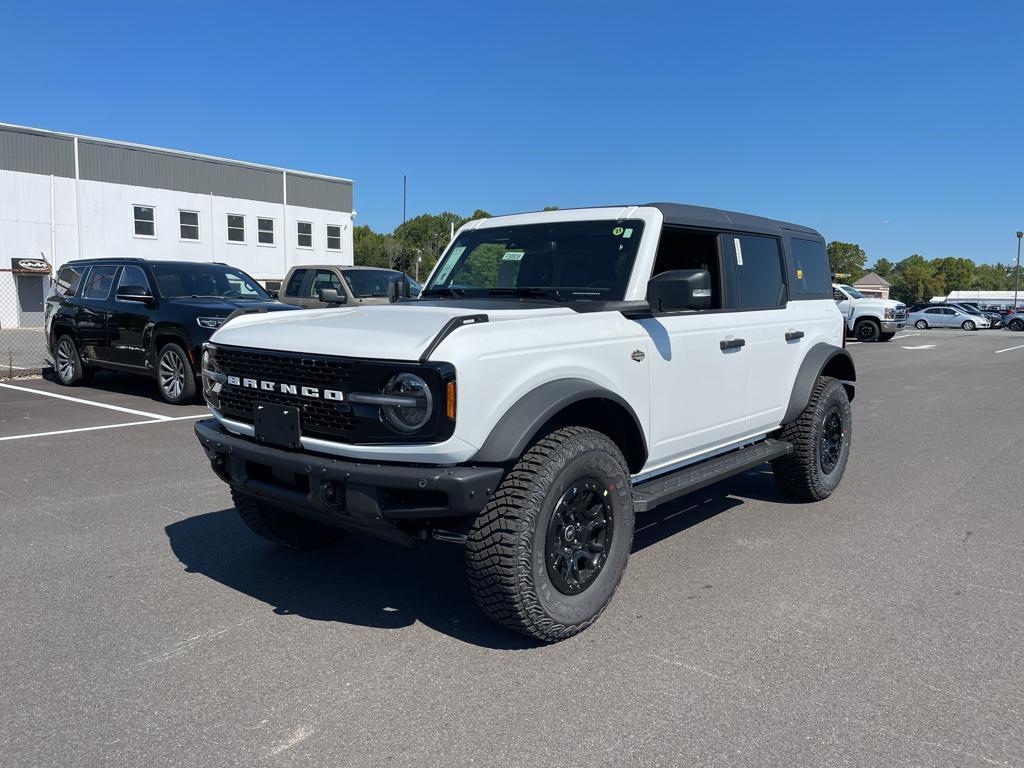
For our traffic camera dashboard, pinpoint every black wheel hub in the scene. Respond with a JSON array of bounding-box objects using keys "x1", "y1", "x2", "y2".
[
  {"x1": 545, "y1": 479, "x2": 613, "y2": 595},
  {"x1": 819, "y1": 407, "x2": 845, "y2": 474},
  {"x1": 857, "y1": 323, "x2": 876, "y2": 340}
]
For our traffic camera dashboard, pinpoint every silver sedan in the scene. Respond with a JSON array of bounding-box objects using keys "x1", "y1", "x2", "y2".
[{"x1": 908, "y1": 305, "x2": 991, "y2": 330}]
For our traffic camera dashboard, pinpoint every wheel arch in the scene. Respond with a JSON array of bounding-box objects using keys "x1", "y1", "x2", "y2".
[
  {"x1": 782, "y1": 344, "x2": 856, "y2": 425},
  {"x1": 150, "y1": 324, "x2": 196, "y2": 367},
  {"x1": 471, "y1": 379, "x2": 648, "y2": 473}
]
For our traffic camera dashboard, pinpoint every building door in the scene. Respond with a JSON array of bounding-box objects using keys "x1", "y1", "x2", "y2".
[{"x1": 17, "y1": 275, "x2": 46, "y2": 327}]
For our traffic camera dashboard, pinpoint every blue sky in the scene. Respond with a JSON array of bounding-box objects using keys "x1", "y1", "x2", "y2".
[{"x1": 3, "y1": 1, "x2": 1022, "y2": 265}]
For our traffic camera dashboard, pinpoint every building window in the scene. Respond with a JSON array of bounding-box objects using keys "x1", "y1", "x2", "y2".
[
  {"x1": 297, "y1": 221, "x2": 313, "y2": 249},
  {"x1": 257, "y1": 217, "x2": 275, "y2": 245},
  {"x1": 133, "y1": 205, "x2": 155, "y2": 237},
  {"x1": 326, "y1": 224, "x2": 342, "y2": 251},
  {"x1": 227, "y1": 214, "x2": 245, "y2": 243},
  {"x1": 179, "y1": 210, "x2": 200, "y2": 241}
]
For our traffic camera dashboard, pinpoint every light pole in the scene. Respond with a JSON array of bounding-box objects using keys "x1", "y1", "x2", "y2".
[{"x1": 1015, "y1": 231, "x2": 1023, "y2": 311}]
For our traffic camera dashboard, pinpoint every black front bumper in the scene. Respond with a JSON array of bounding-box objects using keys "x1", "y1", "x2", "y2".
[{"x1": 195, "y1": 419, "x2": 504, "y2": 545}]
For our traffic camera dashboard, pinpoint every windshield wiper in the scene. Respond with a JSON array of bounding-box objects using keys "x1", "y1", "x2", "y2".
[
  {"x1": 420, "y1": 287, "x2": 466, "y2": 298},
  {"x1": 485, "y1": 287, "x2": 568, "y2": 301}
]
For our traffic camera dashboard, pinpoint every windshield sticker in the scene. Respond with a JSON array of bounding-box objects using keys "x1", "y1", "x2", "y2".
[
  {"x1": 796, "y1": 268, "x2": 804, "y2": 279},
  {"x1": 612, "y1": 226, "x2": 624, "y2": 236},
  {"x1": 502, "y1": 250, "x2": 524, "y2": 262},
  {"x1": 622, "y1": 228, "x2": 633, "y2": 239},
  {"x1": 434, "y1": 247, "x2": 463, "y2": 283},
  {"x1": 734, "y1": 238, "x2": 744, "y2": 266}
]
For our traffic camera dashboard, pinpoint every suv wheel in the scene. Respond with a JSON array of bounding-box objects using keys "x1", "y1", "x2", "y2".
[
  {"x1": 772, "y1": 376, "x2": 853, "y2": 501},
  {"x1": 914, "y1": 320, "x2": 929, "y2": 329},
  {"x1": 156, "y1": 342, "x2": 197, "y2": 404},
  {"x1": 232, "y1": 489, "x2": 345, "y2": 549},
  {"x1": 55, "y1": 334, "x2": 87, "y2": 386},
  {"x1": 853, "y1": 318, "x2": 880, "y2": 342},
  {"x1": 962, "y1": 320, "x2": 976, "y2": 331},
  {"x1": 465, "y1": 426, "x2": 634, "y2": 643},
  {"x1": 1008, "y1": 318, "x2": 1024, "y2": 332}
]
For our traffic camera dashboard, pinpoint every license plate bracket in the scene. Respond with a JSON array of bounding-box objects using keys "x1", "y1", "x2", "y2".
[{"x1": 253, "y1": 401, "x2": 301, "y2": 448}]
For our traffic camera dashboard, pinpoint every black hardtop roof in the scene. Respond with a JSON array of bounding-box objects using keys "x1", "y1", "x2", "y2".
[
  {"x1": 63, "y1": 258, "x2": 238, "y2": 268},
  {"x1": 645, "y1": 202, "x2": 822, "y2": 238}
]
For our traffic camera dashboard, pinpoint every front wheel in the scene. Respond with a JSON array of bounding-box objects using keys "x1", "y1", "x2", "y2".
[
  {"x1": 962, "y1": 320, "x2": 976, "y2": 331},
  {"x1": 853, "y1": 318, "x2": 880, "y2": 342},
  {"x1": 465, "y1": 426, "x2": 634, "y2": 643},
  {"x1": 915, "y1": 320, "x2": 929, "y2": 329},
  {"x1": 156, "y1": 342, "x2": 197, "y2": 404},
  {"x1": 1008, "y1": 318, "x2": 1024, "y2": 332},
  {"x1": 772, "y1": 376, "x2": 853, "y2": 501}
]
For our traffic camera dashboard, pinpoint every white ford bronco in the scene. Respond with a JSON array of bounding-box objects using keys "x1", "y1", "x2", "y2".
[
  {"x1": 832, "y1": 282, "x2": 907, "y2": 342},
  {"x1": 195, "y1": 204, "x2": 856, "y2": 642}
]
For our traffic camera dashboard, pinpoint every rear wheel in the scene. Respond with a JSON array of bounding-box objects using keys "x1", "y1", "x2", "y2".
[
  {"x1": 156, "y1": 342, "x2": 196, "y2": 404},
  {"x1": 465, "y1": 426, "x2": 634, "y2": 643},
  {"x1": 772, "y1": 377, "x2": 853, "y2": 501},
  {"x1": 1008, "y1": 318, "x2": 1024, "y2": 332},
  {"x1": 878, "y1": 332, "x2": 896, "y2": 341},
  {"x1": 962, "y1": 320, "x2": 976, "y2": 331},
  {"x1": 232, "y1": 489, "x2": 345, "y2": 549},
  {"x1": 853, "y1": 318, "x2": 880, "y2": 342},
  {"x1": 914, "y1": 320, "x2": 929, "y2": 329},
  {"x1": 54, "y1": 334, "x2": 86, "y2": 386}
]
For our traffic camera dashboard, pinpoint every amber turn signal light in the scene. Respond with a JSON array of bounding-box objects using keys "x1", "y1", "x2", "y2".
[{"x1": 445, "y1": 381, "x2": 456, "y2": 420}]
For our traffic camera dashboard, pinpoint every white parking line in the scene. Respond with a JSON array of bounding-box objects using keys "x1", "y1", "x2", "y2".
[
  {"x1": 994, "y1": 343, "x2": 1024, "y2": 355},
  {"x1": 0, "y1": 382, "x2": 173, "y2": 421},
  {"x1": 893, "y1": 332, "x2": 921, "y2": 339},
  {"x1": 0, "y1": 413, "x2": 206, "y2": 442}
]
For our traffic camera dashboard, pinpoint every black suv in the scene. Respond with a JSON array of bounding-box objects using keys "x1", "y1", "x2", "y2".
[{"x1": 45, "y1": 259, "x2": 295, "y2": 404}]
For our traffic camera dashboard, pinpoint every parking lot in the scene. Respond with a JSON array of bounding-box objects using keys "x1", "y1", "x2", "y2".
[{"x1": 1, "y1": 330, "x2": 1022, "y2": 767}]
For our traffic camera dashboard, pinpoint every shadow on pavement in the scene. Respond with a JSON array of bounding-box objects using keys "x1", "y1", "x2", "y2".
[{"x1": 165, "y1": 466, "x2": 787, "y2": 649}]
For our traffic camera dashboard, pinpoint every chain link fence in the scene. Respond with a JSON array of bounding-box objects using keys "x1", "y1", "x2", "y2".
[{"x1": 0, "y1": 266, "x2": 51, "y2": 378}]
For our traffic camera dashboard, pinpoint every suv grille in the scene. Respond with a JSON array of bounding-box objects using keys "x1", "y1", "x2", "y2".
[{"x1": 894, "y1": 305, "x2": 907, "y2": 320}]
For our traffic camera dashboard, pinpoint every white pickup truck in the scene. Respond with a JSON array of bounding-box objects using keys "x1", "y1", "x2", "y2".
[{"x1": 832, "y1": 282, "x2": 906, "y2": 341}]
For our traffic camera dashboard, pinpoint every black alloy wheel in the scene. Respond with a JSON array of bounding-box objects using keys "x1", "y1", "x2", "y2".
[
  {"x1": 545, "y1": 479, "x2": 613, "y2": 595},
  {"x1": 819, "y1": 407, "x2": 845, "y2": 475}
]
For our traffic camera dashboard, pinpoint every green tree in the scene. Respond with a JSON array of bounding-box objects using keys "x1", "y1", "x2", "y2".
[
  {"x1": 971, "y1": 262, "x2": 1010, "y2": 290},
  {"x1": 889, "y1": 255, "x2": 944, "y2": 304},
  {"x1": 827, "y1": 241, "x2": 867, "y2": 281},
  {"x1": 542, "y1": 205, "x2": 560, "y2": 211},
  {"x1": 871, "y1": 258, "x2": 894, "y2": 278},
  {"x1": 931, "y1": 257, "x2": 976, "y2": 294}
]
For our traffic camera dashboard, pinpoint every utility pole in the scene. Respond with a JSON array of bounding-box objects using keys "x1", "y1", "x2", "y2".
[{"x1": 1015, "y1": 231, "x2": 1022, "y2": 311}]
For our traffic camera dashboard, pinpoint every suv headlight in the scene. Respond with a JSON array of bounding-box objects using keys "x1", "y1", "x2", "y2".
[
  {"x1": 197, "y1": 317, "x2": 227, "y2": 330},
  {"x1": 380, "y1": 372, "x2": 433, "y2": 433},
  {"x1": 201, "y1": 346, "x2": 226, "y2": 408},
  {"x1": 884, "y1": 307, "x2": 894, "y2": 320}
]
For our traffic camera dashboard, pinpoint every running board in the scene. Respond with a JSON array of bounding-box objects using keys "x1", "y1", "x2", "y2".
[{"x1": 631, "y1": 439, "x2": 792, "y2": 513}]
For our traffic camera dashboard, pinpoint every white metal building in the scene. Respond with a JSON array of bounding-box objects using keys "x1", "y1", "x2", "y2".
[{"x1": 0, "y1": 123, "x2": 354, "y2": 329}]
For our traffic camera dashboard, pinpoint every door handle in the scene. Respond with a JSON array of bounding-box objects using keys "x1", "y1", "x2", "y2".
[
  {"x1": 719, "y1": 338, "x2": 746, "y2": 350},
  {"x1": 785, "y1": 330, "x2": 805, "y2": 341}
]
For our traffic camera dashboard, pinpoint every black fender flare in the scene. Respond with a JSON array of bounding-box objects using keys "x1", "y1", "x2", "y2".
[
  {"x1": 782, "y1": 343, "x2": 856, "y2": 424},
  {"x1": 148, "y1": 324, "x2": 196, "y2": 367},
  {"x1": 471, "y1": 378, "x2": 647, "y2": 468}
]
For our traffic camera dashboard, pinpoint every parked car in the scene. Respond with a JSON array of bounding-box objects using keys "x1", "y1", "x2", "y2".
[
  {"x1": 45, "y1": 258, "x2": 296, "y2": 403},
  {"x1": 278, "y1": 265, "x2": 421, "y2": 308},
  {"x1": 947, "y1": 303, "x2": 1002, "y2": 328},
  {"x1": 196, "y1": 202, "x2": 856, "y2": 642},
  {"x1": 1007, "y1": 313, "x2": 1024, "y2": 332},
  {"x1": 832, "y1": 283, "x2": 906, "y2": 341},
  {"x1": 907, "y1": 305, "x2": 990, "y2": 330}
]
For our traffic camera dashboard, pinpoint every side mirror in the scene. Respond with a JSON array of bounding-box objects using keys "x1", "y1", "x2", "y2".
[
  {"x1": 319, "y1": 288, "x2": 347, "y2": 304},
  {"x1": 388, "y1": 276, "x2": 410, "y2": 303},
  {"x1": 646, "y1": 269, "x2": 712, "y2": 313},
  {"x1": 116, "y1": 285, "x2": 154, "y2": 304}
]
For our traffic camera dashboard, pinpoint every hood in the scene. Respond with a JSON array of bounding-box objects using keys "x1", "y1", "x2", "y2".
[
  {"x1": 850, "y1": 296, "x2": 903, "y2": 309},
  {"x1": 165, "y1": 297, "x2": 295, "y2": 314},
  {"x1": 210, "y1": 302, "x2": 575, "y2": 361}
]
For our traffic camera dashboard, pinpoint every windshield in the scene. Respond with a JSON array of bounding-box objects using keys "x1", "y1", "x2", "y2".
[
  {"x1": 151, "y1": 263, "x2": 269, "y2": 299},
  {"x1": 343, "y1": 269, "x2": 403, "y2": 298},
  {"x1": 839, "y1": 284, "x2": 865, "y2": 299},
  {"x1": 423, "y1": 219, "x2": 645, "y2": 302}
]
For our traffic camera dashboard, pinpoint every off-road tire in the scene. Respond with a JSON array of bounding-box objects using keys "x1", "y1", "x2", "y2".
[
  {"x1": 232, "y1": 489, "x2": 345, "y2": 549},
  {"x1": 914, "y1": 320, "x2": 929, "y2": 329},
  {"x1": 878, "y1": 332, "x2": 896, "y2": 342},
  {"x1": 853, "y1": 318, "x2": 880, "y2": 342},
  {"x1": 772, "y1": 376, "x2": 852, "y2": 501},
  {"x1": 962, "y1": 320, "x2": 976, "y2": 331},
  {"x1": 54, "y1": 334, "x2": 87, "y2": 386},
  {"x1": 156, "y1": 342, "x2": 197, "y2": 404},
  {"x1": 1007, "y1": 318, "x2": 1023, "y2": 332},
  {"x1": 465, "y1": 426, "x2": 634, "y2": 643}
]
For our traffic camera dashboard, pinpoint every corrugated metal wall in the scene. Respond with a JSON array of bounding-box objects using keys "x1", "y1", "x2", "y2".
[
  {"x1": 286, "y1": 173, "x2": 353, "y2": 213},
  {"x1": 0, "y1": 128, "x2": 75, "y2": 177},
  {"x1": 78, "y1": 141, "x2": 285, "y2": 204}
]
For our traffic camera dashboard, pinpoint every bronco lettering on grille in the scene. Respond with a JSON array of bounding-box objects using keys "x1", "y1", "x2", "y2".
[{"x1": 226, "y1": 375, "x2": 345, "y2": 401}]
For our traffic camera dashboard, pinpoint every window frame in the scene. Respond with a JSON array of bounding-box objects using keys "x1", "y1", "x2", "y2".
[
  {"x1": 326, "y1": 224, "x2": 342, "y2": 251},
  {"x1": 723, "y1": 232, "x2": 788, "y2": 312},
  {"x1": 226, "y1": 213, "x2": 246, "y2": 244},
  {"x1": 297, "y1": 221, "x2": 313, "y2": 250},
  {"x1": 178, "y1": 210, "x2": 201, "y2": 243},
  {"x1": 132, "y1": 205, "x2": 156, "y2": 239},
  {"x1": 81, "y1": 264, "x2": 120, "y2": 301},
  {"x1": 257, "y1": 217, "x2": 276, "y2": 247}
]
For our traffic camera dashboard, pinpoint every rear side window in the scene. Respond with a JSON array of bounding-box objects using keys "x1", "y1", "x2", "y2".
[
  {"x1": 309, "y1": 269, "x2": 342, "y2": 298},
  {"x1": 727, "y1": 235, "x2": 785, "y2": 309},
  {"x1": 81, "y1": 266, "x2": 118, "y2": 300},
  {"x1": 285, "y1": 269, "x2": 307, "y2": 297},
  {"x1": 54, "y1": 266, "x2": 85, "y2": 297},
  {"x1": 790, "y1": 238, "x2": 832, "y2": 297}
]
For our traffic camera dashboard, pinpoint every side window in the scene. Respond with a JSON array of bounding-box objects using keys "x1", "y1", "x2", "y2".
[
  {"x1": 924, "y1": 308, "x2": 940, "y2": 314},
  {"x1": 117, "y1": 266, "x2": 151, "y2": 296},
  {"x1": 833, "y1": 287, "x2": 846, "y2": 301},
  {"x1": 727, "y1": 235, "x2": 785, "y2": 309},
  {"x1": 54, "y1": 266, "x2": 85, "y2": 297},
  {"x1": 309, "y1": 269, "x2": 342, "y2": 298},
  {"x1": 81, "y1": 266, "x2": 118, "y2": 300},
  {"x1": 648, "y1": 227, "x2": 723, "y2": 309},
  {"x1": 285, "y1": 269, "x2": 308, "y2": 297},
  {"x1": 789, "y1": 239, "x2": 831, "y2": 296}
]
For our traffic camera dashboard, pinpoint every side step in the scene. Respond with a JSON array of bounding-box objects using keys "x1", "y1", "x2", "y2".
[{"x1": 631, "y1": 439, "x2": 793, "y2": 513}]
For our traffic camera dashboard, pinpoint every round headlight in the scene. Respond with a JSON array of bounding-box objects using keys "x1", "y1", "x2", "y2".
[{"x1": 381, "y1": 372, "x2": 433, "y2": 433}]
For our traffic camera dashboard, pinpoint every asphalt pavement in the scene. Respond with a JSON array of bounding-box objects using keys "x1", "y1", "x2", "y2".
[{"x1": 1, "y1": 330, "x2": 1022, "y2": 767}]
